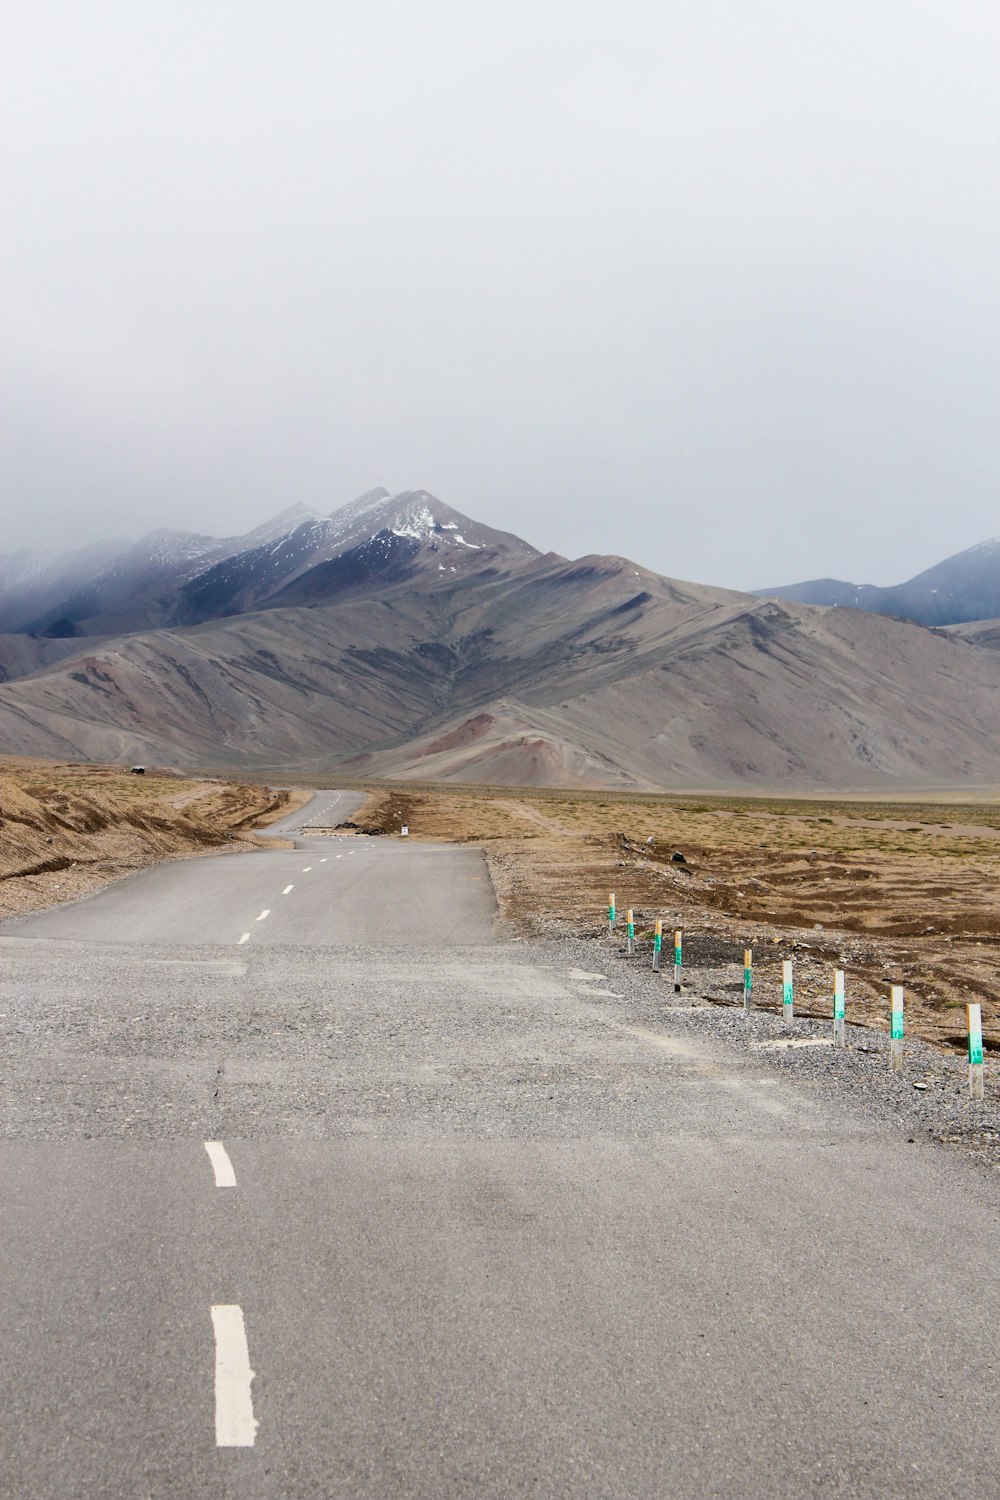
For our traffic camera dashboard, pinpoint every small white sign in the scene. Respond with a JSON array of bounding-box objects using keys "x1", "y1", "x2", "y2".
[{"x1": 401, "y1": 825, "x2": 409, "y2": 837}]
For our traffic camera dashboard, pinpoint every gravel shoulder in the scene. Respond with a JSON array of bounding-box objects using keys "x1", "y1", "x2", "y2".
[{"x1": 536, "y1": 930, "x2": 1000, "y2": 1183}]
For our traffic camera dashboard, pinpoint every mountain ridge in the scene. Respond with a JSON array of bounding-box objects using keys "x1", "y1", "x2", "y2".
[
  {"x1": 757, "y1": 534, "x2": 1000, "y2": 627},
  {"x1": 2, "y1": 488, "x2": 544, "y2": 638},
  {"x1": 2, "y1": 492, "x2": 1000, "y2": 791}
]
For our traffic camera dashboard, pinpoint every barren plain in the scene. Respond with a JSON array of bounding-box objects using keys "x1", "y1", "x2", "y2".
[
  {"x1": 348, "y1": 781, "x2": 1000, "y2": 1055},
  {"x1": 4, "y1": 758, "x2": 1000, "y2": 1059}
]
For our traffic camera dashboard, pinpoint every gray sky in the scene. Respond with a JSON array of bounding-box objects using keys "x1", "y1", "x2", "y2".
[{"x1": 2, "y1": 0, "x2": 998, "y2": 590}]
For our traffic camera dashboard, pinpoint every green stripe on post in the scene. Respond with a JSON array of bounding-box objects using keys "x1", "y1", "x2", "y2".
[
  {"x1": 968, "y1": 1002, "x2": 985, "y2": 1100},
  {"x1": 890, "y1": 985, "x2": 904, "y2": 1072},
  {"x1": 833, "y1": 968, "x2": 845, "y2": 1048}
]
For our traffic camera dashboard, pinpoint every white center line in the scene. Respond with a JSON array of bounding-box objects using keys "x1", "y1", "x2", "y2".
[
  {"x1": 211, "y1": 1305, "x2": 258, "y2": 1447},
  {"x1": 320, "y1": 858, "x2": 328, "y2": 863},
  {"x1": 238, "y1": 932, "x2": 250, "y2": 945},
  {"x1": 301, "y1": 867, "x2": 312, "y2": 872},
  {"x1": 204, "y1": 1141, "x2": 237, "y2": 1187},
  {"x1": 255, "y1": 910, "x2": 270, "y2": 922},
  {"x1": 282, "y1": 885, "x2": 294, "y2": 895}
]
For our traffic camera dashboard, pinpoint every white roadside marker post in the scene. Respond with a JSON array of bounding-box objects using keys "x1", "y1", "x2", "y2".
[
  {"x1": 673, "y1": 930, "x2": 683, "y2": 993},
  {"x1": 833, "y1": 969, "x2": 846, "y2": 1048},
  {"x1": 626, "y1": 908, "x2": 635, "y2": 957},
  {"x1": 401, "y1": 824, "x2": 409, "y2": 838},
  {"x1": 652, "y1": 919, "x2": 662, "y2": 972},
  {"x1": 743, "y1": 948, "x2": 752, "y2": 1013},
  {"x1": 608, "y1": 892, "x2": 616, "y2": 936},
  {"x1": 968, "y1": 1002, "x2": 985, "y2": 1101},
  {"x1": 782, "y1": 959, "x2": 794, "y2": 1025},
  {"x1": 890, "y1": 985, "x2": 904, "y2": 1072}
]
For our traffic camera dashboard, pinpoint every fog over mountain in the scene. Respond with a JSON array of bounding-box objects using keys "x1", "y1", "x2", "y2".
[
  {"x1": 2, "y1": 3, "x2": 998, "y2": 590},
  {"x1": 1, "y1": 488, "x2": 999, "y2": 792},
  {"x1": 0, "y1": 490, "x2": 542, "y2": 638}
]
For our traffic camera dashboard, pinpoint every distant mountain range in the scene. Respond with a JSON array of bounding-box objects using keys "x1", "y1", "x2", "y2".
[
  {"x1": 1, "y1": 489, "x2": 999, "y2": 791},
  {"x1": 0, "y1": 489, "x2": 537, "y2": 639},
  {"x1": 757, "y1": 536, "x2": 1000, "y2": 628}
]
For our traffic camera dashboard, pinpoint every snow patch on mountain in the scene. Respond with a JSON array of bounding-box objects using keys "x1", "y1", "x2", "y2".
[
  {"x1": 389, "y1": 501, "x2": 438, "y2": 541},
  {"x1": 240, "y1": 503, "x2": 322, "y2": 548}
]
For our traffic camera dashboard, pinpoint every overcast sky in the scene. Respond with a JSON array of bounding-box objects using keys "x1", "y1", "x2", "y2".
[{"x1": 2, "y1": 1, "x2": 998, "y2": 590}]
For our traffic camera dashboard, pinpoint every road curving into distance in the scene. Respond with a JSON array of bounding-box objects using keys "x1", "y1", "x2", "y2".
[
  {"x1": 9, "y1": 789, "x2": 495, "y2": 948},
  {"x1": 1, "y1": 788, "x2": 999, "y2": 1497}
]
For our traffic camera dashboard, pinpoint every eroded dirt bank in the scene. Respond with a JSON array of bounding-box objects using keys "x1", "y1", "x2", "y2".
[{"x1": 0, "y1": 758, "x2": 309, "y2": 919}]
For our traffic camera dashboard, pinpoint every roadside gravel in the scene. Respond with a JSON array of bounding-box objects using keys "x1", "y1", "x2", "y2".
[{"x1": 528, "y1": 931, "x2": 1000, "y2": 1177}]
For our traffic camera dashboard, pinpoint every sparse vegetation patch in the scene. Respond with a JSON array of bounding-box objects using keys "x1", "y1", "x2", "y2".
[{"x1": 348, "y1": 780, "x2": 1000, "y2": 1054}]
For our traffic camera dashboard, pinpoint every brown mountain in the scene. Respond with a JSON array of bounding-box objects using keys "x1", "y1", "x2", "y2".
[{"x1": 0, "y1": 489, "x2": 998, "y2": 791}]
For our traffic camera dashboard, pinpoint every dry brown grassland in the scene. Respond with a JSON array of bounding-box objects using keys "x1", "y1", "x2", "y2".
[
  {"x1": 6, "y1": 757, "x2": 999, "y2": 1059},
  {"x1": 0, "y1": 757, "x2": 308, "y2": 918},
  {"x1": 348, "y1": 780, "x2": 1000, "y2": 1055}
]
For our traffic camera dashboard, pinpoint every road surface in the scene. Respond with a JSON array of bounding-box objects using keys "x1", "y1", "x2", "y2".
[{"x1": 1, "y1": 790, "x2": 999, "y2": 1497}]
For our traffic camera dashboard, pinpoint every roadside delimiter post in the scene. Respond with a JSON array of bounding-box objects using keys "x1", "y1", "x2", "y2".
[
  {"x1": 673, "y1": 930, "x2": 682, "y2": 993},
  {"x1": 782, "y1": 959, "x2": 794, "y2": 1024},
  {"x1": 626, "y1": 908, "x2": 635, "y2": 957},
  {"x1": 608, "y1": 892, "x2": 616, "y2": 935},
  {"x1": 890, "y1": 985, "x2": 904, "y2": 1072},
  {"x1": 743, "y1": 948, "x2": 752, "y2": 1012},
  {"x1": 968, "y1": 1002, "x2": 985, "y2": 1100},
  {"x1": 652, "y1": 919, "x2": 662, "y2": 972},
  {"x1": 833, "y1": 969, "x2": 845, "y2": 1048}
]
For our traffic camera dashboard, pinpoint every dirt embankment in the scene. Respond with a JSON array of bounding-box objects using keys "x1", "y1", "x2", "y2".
[
  {"x1": 350, "y1": 782, "x2": 1000, "y2": 1055},
  {"x1": 0, "y1": 759, "x2": 309, "y2": 919}
]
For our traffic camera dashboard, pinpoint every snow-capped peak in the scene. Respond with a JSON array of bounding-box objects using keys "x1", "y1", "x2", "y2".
[
  {"x1": 241, "y1": 503, "x2": 322, "y2": 548},
  {"x1": 325, "y1": 487, "x2": 392, "y2": 533}
]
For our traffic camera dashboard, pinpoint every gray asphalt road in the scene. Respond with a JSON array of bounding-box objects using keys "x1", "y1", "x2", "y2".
[
  {"x1": 8, "y1": 790, "x2": 494, "y2": 947},
  {"x1": 1, "y1": 790, "x2": 999, "y2": 1497}
]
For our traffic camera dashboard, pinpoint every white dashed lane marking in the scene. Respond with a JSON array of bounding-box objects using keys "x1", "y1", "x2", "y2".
[
  {"x1": 238, "y1": 933, "x2": 250, "y2": 945},
  {"x1": 203, "y1": 1141, "x2": 236, "y2": 1187},
  {"x1": 255, "y1": 910, "x2": 270, "y2": 922},
  {"x1": 211, "y1": 1305, "x2": 258, "y2": 1447},
  {"x1": 302, "y1": 867, "x2": 312, "y2": 872},
  {"x1": 282, "y1": 885, "x2": 294, "y2": 895}
]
